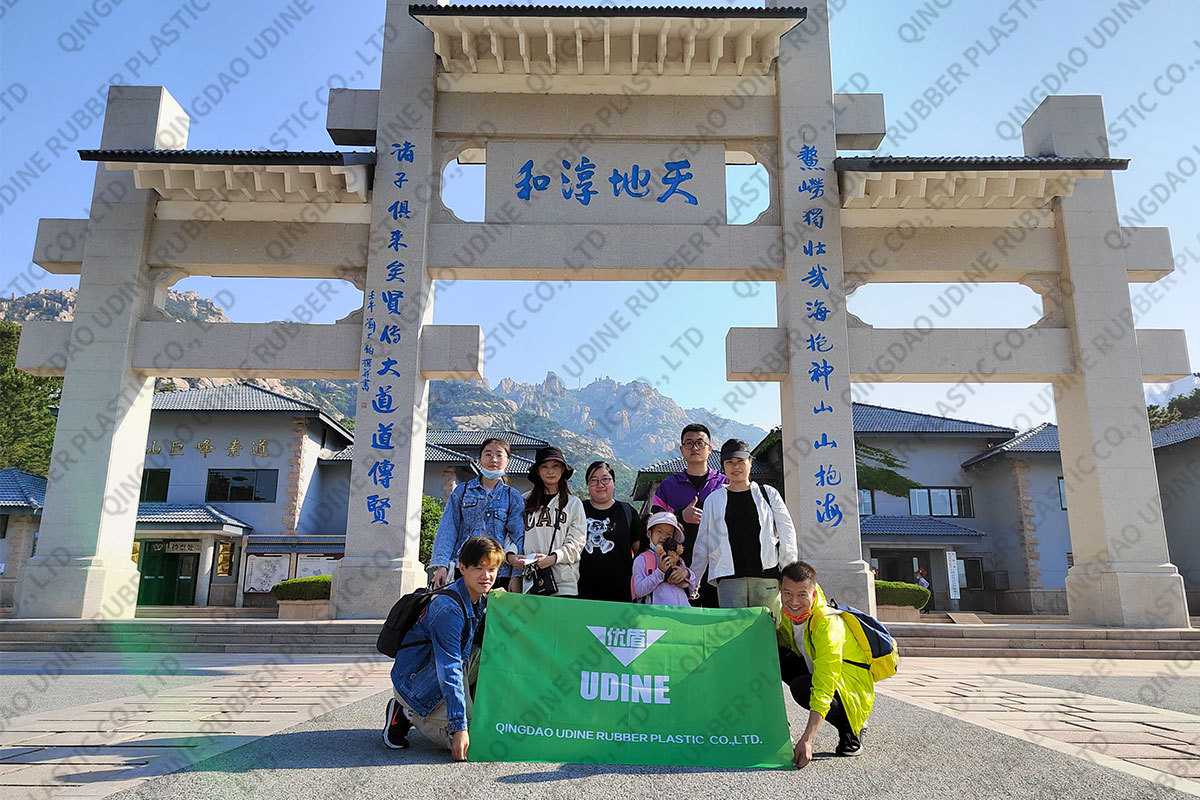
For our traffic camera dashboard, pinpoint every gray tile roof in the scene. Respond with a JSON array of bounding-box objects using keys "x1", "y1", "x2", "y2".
[
  {"x1": 80, "y1": 149, "x2": 374, "y2": 166},
  {"x1": 835, "y1": 155, "x2": 1129, "y2": 173},
  {"x1": 962, "y1": 418, "x2": 1200, "y2": 468},
  {"x1": 150, "y1": 384, "x2": 352, "y2": 443},
  {"x1": 137, "y1": 503, "x2": 252, "y2": 529},
  {"x1": 860, "y1": 515, "x2": 986, "y2": 537},
  {"x1": 1152, "y1": 417, "x2": 1200, "y2": 450},
  {"x1": 321, "y1": 442, "x2": 535, "y2": 477},
  {"x1": 0, "y1": 468, "x2": 46, "y2": 511},
  {"x1": 245, "y1": 533, "x2": 345, "y2": 554},
  {"x1": 427, "y1": 430, "x2": 549, "y2": 448},
  {"x1": 851, "y1": 403, "x2": 1015, "y2": 436}
]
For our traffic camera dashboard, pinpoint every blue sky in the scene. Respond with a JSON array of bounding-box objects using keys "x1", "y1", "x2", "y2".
[{"x1": 2, "y1": 0, "x2": 1197, "y2": 432}]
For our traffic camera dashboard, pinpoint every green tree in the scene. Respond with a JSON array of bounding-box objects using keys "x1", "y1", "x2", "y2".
[
  {"x1": 0, "y1": 321, "x2": 60, "y2": 474},
  {"x1": 1148, "y1": 404, "x2": 1183, "y2": 431},
  {"x1": 1165, "y1": 386, "x2": 1200, "y2": 422},
  {"x1": 420, "y1": 494, "x2": 444, "y2": 564},
  {"x1": 854, "y1": 438, "x2": 921, "y2": 497}
]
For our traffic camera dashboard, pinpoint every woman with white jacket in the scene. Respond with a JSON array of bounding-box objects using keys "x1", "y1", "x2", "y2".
[{"x1": 691, "y1": 438, "x2": 799, "y2": 618}]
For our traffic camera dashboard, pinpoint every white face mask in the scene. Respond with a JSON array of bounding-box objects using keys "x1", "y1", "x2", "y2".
[{"x1": 479, "y1": 466, "x2": 505, "y2": 480}]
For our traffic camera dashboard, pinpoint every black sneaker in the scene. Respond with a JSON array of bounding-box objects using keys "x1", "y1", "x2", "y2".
[
  {"x1": 835, "y1": 730, "x2": 863, "y2": 757},
  {"x1": 383, "y1": 698, "x2": 411, "y2": 750}
]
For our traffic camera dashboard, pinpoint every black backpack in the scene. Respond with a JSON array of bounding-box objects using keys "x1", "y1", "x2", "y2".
[{"x1": 376, "y1": 587, "x2": 468, "y2": 658}]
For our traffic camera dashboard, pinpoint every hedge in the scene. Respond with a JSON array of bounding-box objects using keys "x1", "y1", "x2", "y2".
[
  {"x1": 421, "y1": 494, "x2": 443, "y2": 565},
  {"x1": 875, "y1": 579, "x2": 930, "y2": 609},
  {"x1": 273, "y1": 574, "x2": 331, "y2": 601}
]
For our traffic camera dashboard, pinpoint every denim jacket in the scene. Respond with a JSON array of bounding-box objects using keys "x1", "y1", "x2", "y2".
[
  {"x1": 390, "y1": 578, "x2": 483, "y2": 733},
  {"x1": 431, "y1": 479, "x2": 525, "y2": 577}
]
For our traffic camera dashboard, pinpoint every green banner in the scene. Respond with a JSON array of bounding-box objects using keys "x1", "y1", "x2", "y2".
[{"x1": 470, "y1": 592, "x2": 792, "y2": 768}]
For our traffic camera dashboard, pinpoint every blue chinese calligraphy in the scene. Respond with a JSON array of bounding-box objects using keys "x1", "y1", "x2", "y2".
[
  {"x1": 369, "y1": 459, "x2": 394, "y2": 489},
  {"x1": 561, "y1": 157, "x2": 598, "y2": 205},
  {"x1": 803, "y1": 264, "x2": 829, "y2": 291},
  {"x1": 813, "y1": 401, "x2": 833, "y2": 414},
  {"x1": 803, "y1": 208, "x2": 824, "y2": 229},
  {"x1": 809, "y1": 359, "x2": 834, "y2": 391},
  {"x1": 379, "y1": 324, "x2": 401, "y2": 344},
  {"x1": 815, "y1": 493, "x2": 843, "y2": 527},
  {"x1": 388, "y1": 200, "x2": 410, "y2": 220},
  {"x1": 802, "y1": 240, "x2": 827, "y2": 256},
  {"x1": 372, "y1": 422, "x2": 395, "y2": 450},
  {"x1": 814, "y1": 465, "x2": 842, "y2": 486},
  {"x1": 657, "y1": 160, "x2": 697, "y2": 205},
  {"x1": 393, "y1": 172, "x2": 408, "y2": 190},
  {"x1": 610, "y1": 165, "x2": 651, "y2": 198},
  {"x1": 806, "y1": 300, "x2": 830, "y2": 322},
  {"x1": 799, "y1": 177, "x2": 825, "y2": 200},
  {"x1": 814, "y1": 432, "x2": 837, "y2": 450},
  {"x1": 386, "y1": 261, "x2": 405, "y2": 282},
  {"x1": 391, "y1": 141, "x2": 415, "y2": 163},
  {"x1": 797, "y1": 145, "x2": 824, "y2": 170},
  {"x1": 372, "y1": 385, "x2": 396, "y2": 414},
  {"x1": 806, "y1": 333, "x2": 832, "y2": 353},
  {"x1": 367, "y1": 494, "x2": 391, "y2": 524},
  {"x1": 381, "y1": 290, "x2": 404, "y2": 315},
  {"x1": 376, "y1": 357, "x2": 401, "y2": 377},
  {"x1": 388, "y1": 230, "x2": 407, "y2": 251},
  {"x1": 515, "y1": 159, "x2": 551, "y2": 200}
]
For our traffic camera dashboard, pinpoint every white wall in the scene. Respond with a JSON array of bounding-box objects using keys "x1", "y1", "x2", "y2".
[{"x1": 1157, "y1": 442, "x2": 1200, "y2": 608}]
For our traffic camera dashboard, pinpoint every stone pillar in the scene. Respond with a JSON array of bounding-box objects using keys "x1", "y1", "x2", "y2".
[
  {"x1": 14, "y1": 86, "x2": 190, "y2": 619},
  {"x1": 772, "y1": 0, "x2": 874, "y2": 612},
  {"x1": 0, "y1": 515, "x2": 39, "y2": 607},
  {"x1": 1023, "y1": 96, "x2": 1189, "y2": 627},
  {"x1": 195, "y1": 535, "x2": 216, "y2": 607},
  {"x1": 330, "y1": 1, "x2": 433, "y2": 618}
]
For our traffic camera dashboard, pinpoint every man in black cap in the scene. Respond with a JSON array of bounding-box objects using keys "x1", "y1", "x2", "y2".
[{"x1": 690, "y1": 438, "x2": 799, "y2": 619}]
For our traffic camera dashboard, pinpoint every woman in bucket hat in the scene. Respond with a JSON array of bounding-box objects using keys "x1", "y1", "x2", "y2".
[{"x1": 509, "y1": 446, "x2": 586, "y2": 597}]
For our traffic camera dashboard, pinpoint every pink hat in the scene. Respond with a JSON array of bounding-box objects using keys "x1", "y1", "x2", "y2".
[{"x1": 646, "y1": 511, "x2": 685, "y2": 541}]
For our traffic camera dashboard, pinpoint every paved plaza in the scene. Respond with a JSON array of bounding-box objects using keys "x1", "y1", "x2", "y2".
[{"x1": 0, "y1": 652, "x2": 1195, "y2": 798}]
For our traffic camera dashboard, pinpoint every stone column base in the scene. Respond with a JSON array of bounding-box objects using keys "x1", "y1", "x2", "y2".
[
  {"x1": 1066, "y1": 564, "x2": 1190, "y2": 628},
  {"x1": 806, "y1": 558, "x2": 876, "y2": 616},
  {"x1": 13, "y1": 556, "x2": 142, "y2": 619},
  {"x1": 330, "y1": 557, "x2": 428, "y2": 619}
]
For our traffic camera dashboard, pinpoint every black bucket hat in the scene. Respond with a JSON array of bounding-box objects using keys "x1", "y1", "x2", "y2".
[{"x1": 527, "y1": 446, "x2": 575, "y2": 481}]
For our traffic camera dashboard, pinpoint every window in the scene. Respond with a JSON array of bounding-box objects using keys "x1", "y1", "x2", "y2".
[
  {"x1": 957, "y1": 557, "x2": 984, "y2": 590},
  {"x1": 216, "y1": 542, "x2": 236, "y2": 577},
  {"x1": 909, "y1": 487, "x2": 973, "y2": 518},
  {"x1": 1058, "y1": 477, "x2": 1067, "y2": 510},
  {"x1": 0, "y1": 514, "x2": 8, "y2": 539},
  {"x1": 140, "y1": 469, "x2": 170, "y2": 502},
  {"x1": 857, "y1": 489, "x2": 874, "y2": 516},
  {"x1": 206, "y1": 469, "x2": 278, "y2": 503},
  {"x1": 1066, "y1": 551, "x2": 1074, "y2": 568},
  {"x1": 131, "y1": 540, "x2": 139, "y2": 565}
]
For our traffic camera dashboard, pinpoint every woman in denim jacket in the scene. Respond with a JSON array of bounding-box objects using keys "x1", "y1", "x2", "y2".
[
  {"x1": 385, "y1": 536, "x2": 504, "y2": 760},
  {"x1": 431, "y1": 437, "x2": 526, "y2": 592}
]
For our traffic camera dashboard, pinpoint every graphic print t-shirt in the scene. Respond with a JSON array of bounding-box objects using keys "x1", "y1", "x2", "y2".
[{"x1": 578, "y1": 501, "x2": 641, "y2": 602}]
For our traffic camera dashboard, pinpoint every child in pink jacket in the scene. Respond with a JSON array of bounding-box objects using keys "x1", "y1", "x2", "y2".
[{"x1": 632, "y1": 511, "x2": 698, "y2": 606}]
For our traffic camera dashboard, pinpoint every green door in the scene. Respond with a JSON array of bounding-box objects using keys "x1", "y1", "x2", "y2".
[
  {"x1": 136, "y1": 542, "x2": 201, "y2": 605},
  {"x1": 136, "y1": 542, "x2": 168, "y2": 605}
]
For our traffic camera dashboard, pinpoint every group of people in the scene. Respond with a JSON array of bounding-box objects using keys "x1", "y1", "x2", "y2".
[{"x1": 383, "y1": 424, "x2": 875, "y2": 768}]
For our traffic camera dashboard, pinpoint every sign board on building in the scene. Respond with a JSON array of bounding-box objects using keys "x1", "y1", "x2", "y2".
[
  {"x1": 486, "y1": 140, "x2": 725, "y2": 225},
  {"x1": 946, "y1": 550, "x2": 960, "y2": 600},
  {"x1": 244, "y1": 554, "x2": 290, "y2": 593},
  {"x1": 297, "y1": 555, "x2": 338, "y2": 579},
  {"x1": 165, "y1": 541, "x2": 201, "y2": 553}
]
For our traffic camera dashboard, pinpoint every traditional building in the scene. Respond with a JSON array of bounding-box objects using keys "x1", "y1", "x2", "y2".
[
  {"x1": 0, "y1": 383, "x2": 547, "y2": 610},
  {"x1": 635, "y1": 404, "x2": 1200, "y2": 614}
]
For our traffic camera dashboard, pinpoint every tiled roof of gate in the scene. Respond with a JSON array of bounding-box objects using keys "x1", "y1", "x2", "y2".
[
  {"x1": 136, "y1": 503, "x2": 253, "y2": 529},
  {"x1": 962, "y1": 418, "x2": 1200, "y2": 468},
  {"x1": 0, "y1": 468, "x2": 46, "y2": 510},
  {"x1": 860, "y1": 515, "x2": 986, "y2": 537},
  {"x1": 80, "y1": 149, "x2": 374, "y2": 166},
  {"x1": 834, "y1": 155, "x2": 1130, "y2": 172}
]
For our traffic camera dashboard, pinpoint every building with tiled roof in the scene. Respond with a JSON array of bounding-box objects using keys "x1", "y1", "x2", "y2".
[{"x1": 635, "y1": 404, "x2": 1200, "y2": 616}]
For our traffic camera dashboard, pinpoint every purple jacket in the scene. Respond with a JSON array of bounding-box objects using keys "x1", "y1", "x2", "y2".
[
  {"x1": 651, "y1": 469, "x2": 729, "y2": 516},
  {"x1": 632, "y1": 551, "x2": 697, "y2": 607}
]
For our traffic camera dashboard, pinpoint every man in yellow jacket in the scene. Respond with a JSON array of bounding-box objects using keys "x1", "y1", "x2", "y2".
[{"x1": 776, "y1": 561, "x2": 875, "y2": 768}]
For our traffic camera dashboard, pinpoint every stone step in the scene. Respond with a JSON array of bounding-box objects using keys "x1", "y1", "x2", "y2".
[{"x1": 900, "y1": 647, "x2": 1182, "y2": 660}]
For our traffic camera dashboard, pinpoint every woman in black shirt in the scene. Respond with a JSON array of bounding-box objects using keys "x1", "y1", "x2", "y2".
[{"x1": 578, "y1": 461, "x2": 645, "y2": 602}]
